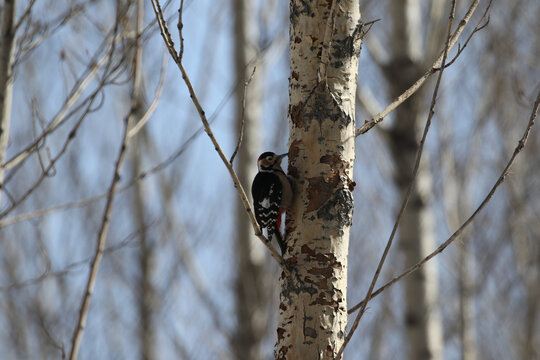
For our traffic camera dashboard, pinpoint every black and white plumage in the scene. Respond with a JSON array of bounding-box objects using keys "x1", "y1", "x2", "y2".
[{"x1": 251, "y1": 152, "x2": 293, "y2": 255}]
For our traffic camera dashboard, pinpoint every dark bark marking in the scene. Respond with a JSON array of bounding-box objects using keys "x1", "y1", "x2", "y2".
[
  {"x1": 297, "y1": 82, "x2": 353, "y2": 131},
  {"x1": 317, "y1": 187, "x2": 353, "y2": 228},
  {"x1": 290, "y1": 0, "x2": 314, "y2": 27},
  {"x1": 331, "y1": 20, "x2": 365, "y2": 63},
  {"x1": 303, "y1": 84, "x2": 343, "y2": 127},
  {"x1": 306, "y1": 174, "x2": 340, "y2": 212},
  {"x1": 276, "y1": 345, "x2": 288, "y2": 360},
  {"x1": 300, "y1": 244, "x2": 317, "y2": 258},
  {"x1": 301, "y1": 245, "x2": 341, "y2": 266},
  {"x1": 277, "y1": 327, "x2": 286, "y2": 342},
  {"x1": 288, "y1": 140, "x2": 301, "y2": 174},
  {"x1": 326, "y1": 345, "x2": 334, "y2": 357},
  {"x1": 306, "y1": 154, "x2": 354, "y2": 224},
  {"x1": 284, "y1": 255, "x2": 297, "y2": 271},
  {"x1": 304, "y1": 275, "x2": 328, "y2": 290},
  {"x1": 320, "y1": 154, "x2": 343, "y2": 168},
  {"x1": 304, "y1": 326, "x2": 317, "y2": 339},
  {"x1": 289, "y1": 102, "x2": 304, "y2": 128},
  {"x1": 309, "y1": 292, "x2": 339, "y2": 309},
  {"x1": 307, "y1": 266, "x2": 334, "y2": 278}
]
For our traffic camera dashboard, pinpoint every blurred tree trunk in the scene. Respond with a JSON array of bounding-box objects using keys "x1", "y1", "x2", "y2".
[
  {"x1": 458, "y1": 242, "x2": 477, "y2": 360},
  {"x1": 441, "y1": 142, "x2": 477, "y2": 360},
  {"x1": 384, "y1": 1, "x2": 443, "y2": 359},
  {"x1": 132, "y1": 138, "x2": 156, "y2": 360},
  {"x1": 0, "y1": 1, "x2": 25, "y2": 357},
  {"x1": 232, "y1": 0, "x2": 267, "y2": 359},
  {"x1": 127, "y1": 1, "x2": 156, "y2": 359},
  {"x1": 0, "y1": 0, "x2": 16, "y2": 201},
  {"x1": 483, "y1": 3, "x2": 540, "y2": 356},
  {"x1": 279, "y1": 0, "x2": 361, "y2": 358},
  {"x1": 505, "y1": 123, "x2": 539, "y2": 360}
]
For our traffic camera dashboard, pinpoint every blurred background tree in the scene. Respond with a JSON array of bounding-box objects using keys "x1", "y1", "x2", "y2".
[{"x1": 0, "y1": 0, "x2": 538, "y2": 359}]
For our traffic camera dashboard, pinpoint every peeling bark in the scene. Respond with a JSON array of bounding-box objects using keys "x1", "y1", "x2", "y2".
[{"x1": 277, "y1": 1, "x2": 361, "y2": 358}]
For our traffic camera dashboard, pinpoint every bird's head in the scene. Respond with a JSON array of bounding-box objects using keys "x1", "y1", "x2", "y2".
[{"x1": 257, "y1": 152, "x2": 288, "y2": 171}]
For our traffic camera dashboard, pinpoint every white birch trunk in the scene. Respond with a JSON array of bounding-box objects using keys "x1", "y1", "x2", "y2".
[
  {"x1": 232, "y1": 0, "x2": 267, "y2": 358},
  {"x1": 278, "y1": 1, "x2": 361, "y2": 358}
]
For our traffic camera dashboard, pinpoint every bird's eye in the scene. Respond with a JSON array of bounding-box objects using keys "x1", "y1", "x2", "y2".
[{"x1": 267, "y1": 156, "x2": 272, "y2": 161}]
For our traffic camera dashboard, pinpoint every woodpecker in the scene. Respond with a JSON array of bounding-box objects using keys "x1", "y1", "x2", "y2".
[{"x1": 251, "y1": 152, "x2": 293, "y2": 255}]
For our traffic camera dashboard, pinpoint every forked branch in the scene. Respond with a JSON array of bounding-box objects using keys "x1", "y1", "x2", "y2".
[
  {"x1": 355, "y1": 0, "x2": 491, "y2": 136},
  {"x1": 348, "y1": 89, "x2": 540, "y2": 313},
  {"x1": 337, "y1": 1, "x2": 458, "y2": 356},
  {"x1": 149, "y1": 0, "x2": 288, "y2": 271}
]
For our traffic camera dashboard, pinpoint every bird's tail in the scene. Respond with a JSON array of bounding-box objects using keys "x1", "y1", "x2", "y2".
[{"x1": 270, "y1": 228, "x2": 286, "y2": 255}]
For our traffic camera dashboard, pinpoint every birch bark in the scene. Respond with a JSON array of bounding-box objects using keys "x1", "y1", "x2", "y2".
[{"x1": 277, "y1": 1, "x2": 361, "y2": 358}]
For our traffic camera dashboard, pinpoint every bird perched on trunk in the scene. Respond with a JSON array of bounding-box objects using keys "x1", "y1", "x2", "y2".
[{"x1": 251, "y1": 152, "x2": 293, "y2": 255}]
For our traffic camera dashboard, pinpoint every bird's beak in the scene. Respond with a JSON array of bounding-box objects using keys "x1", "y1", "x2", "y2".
[{"x1": 277, "y1": 152, "x2": 289, "y2": 160}]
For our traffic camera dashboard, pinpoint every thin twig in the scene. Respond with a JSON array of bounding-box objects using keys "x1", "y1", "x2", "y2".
[
  {"x1": 150, "y1": 0, "x2": 289, "y2": 272},
  {"x1": 2, "y1": 37, "x2": 112, "y2": 171},
  {"x1": 68, "y1": 114, "x2": 132, "y2": 360},
  {"x1": 349, "y1": 88, "x2": 540, "y2": 315},
  {"x1": 0, "y1": 39, "x2": 126, "y2": 218},
  {"x1": 0, "y1": 226, "x2": 146, "y2": 292},
  {"x1": 0, "y1": 87, "x2": 102, "y2": 220},
  {"x1": 13, "y1": 0, "x2": 38, "y2": 33},
  {"x1": 0, "y1": 82, "x2": 239, "y2": 228},
  {"x1": 435, "y1": 0, "x2": 492, "y2": 71},
  {"x1": 337, "y1": 1, "x2": 457, "y2": 356},
  {"x1": 230, "y1": 66, "x2": 256, "y2": 164},
  {"x1": 69, "y1": 8, "x2": 134, "y2": 356},
  {"x1": 127, "y1": 47, "x2": 168, "y2": 138},
  {"x1": 355, "y1": 0, "x2": 483, "y2": 136},
  {"x1": 177, "y1": 0, "x2": 184, "y2": 60}
]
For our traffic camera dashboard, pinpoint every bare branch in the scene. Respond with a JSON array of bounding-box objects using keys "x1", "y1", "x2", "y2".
[
  {"x1": 0, "y1": 86, "x2": 102, "y2": 219},
  {"x1": 349, "y1": 87, "x2": 540, "y2": 315},
  {"x1": 150, "y1": 0, "x2": 289, "y2": 272},
  {"x1": 13, "y1": 0, "x2": 37, "y2": 33},
  {"x1": 0, "y1": 226, "x2": 144, "y2": 291},
  {"x1": 0, "y1": 87, "x2": 239, "y2": 228},
  {"x1": 230, "y1": 66, "x2": 256, "y2": 164},
  {"x1": 69, "y1": 8, "x2": 136, "y2": 355},
  {"x1": 14, "y1": 3, "x2": 89, "y2": 65},
  {"x1": 435, "y1": 0, "x2": 492, "y2": 71},
  {"x1": 68, "y1": 112, "x2": 133, "y2": 360},
  {"x1": 128, "y1": 47, "x2": 168, "y2": 138},
  {"x1": 177, "y1": 0, "x2": 185, "y2": 60},
  {"x1": 2, "y1": 39, "x2": 112, "y2": 172},
  {"x1": 338, "y1": 0, "x2": 457, "y2": 355},
  {"x1": 355, "y1": 0, "x2": 484, "y2": 136}
]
